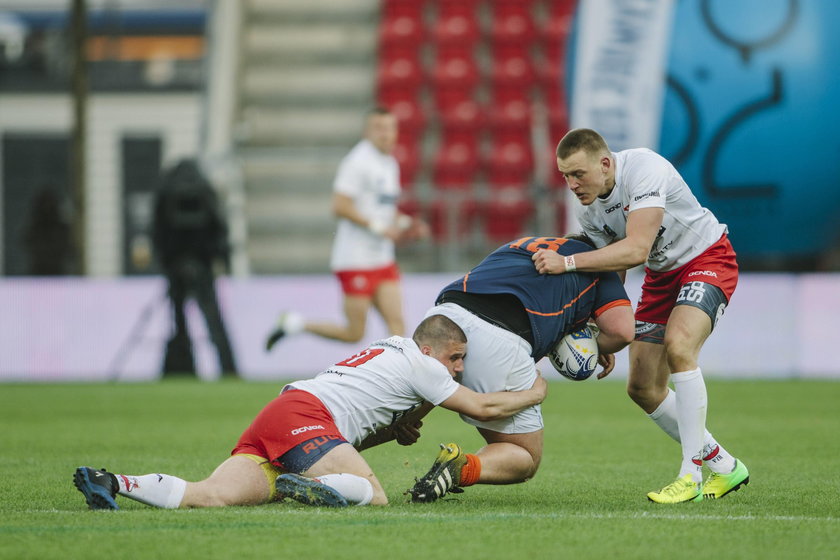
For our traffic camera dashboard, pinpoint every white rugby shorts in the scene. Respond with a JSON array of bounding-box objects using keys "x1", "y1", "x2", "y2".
[{"x1": 425, "y1": 303, "x2": 543, "y2": 434}]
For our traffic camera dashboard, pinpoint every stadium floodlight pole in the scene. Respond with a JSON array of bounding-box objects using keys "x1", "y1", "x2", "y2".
[{"x1": 70, "y1": 0, "x2": 88, "y2": 275}]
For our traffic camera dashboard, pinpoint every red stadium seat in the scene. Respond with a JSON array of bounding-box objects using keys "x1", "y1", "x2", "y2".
[
  {"x1": 379, "y1": 13, "x2": 426, "y2": 51},
  {"x1": 433, "y1": 84, "x2": 475, "y2": 112},
  {"x1": 376, "y1": 52, "x2": 425, "y2": 91},
  {"x1": 439, "y1": 97, "x2": 484, "y2": 134},
  {"x1": 489, "y1": 0, "x2": 538, "y2": 9},
  {"x1": 545, "y1": 0, "x2": 577, "y2": 19},
  {"x1": 433, "y1": 135, "x2": 480, "y2": 189},
  {"x1": 378, "y1": 89, "x2": 427, "y2": 137},
  {"x1": 437, "y1": 0, "x2": 482, "y2": 16},
  {"x1": 489, "y1": 4, "x2": 537, "y2": 47},
  {"x1": 397, "y1": 194, "x2": 424, "y2": 223},
  {"x1": 488, "y1": 89, "x2": 532, "y2": 133},
  {"x1": 541, "y1": 0, "x2": 575, "y2": 54},
  {"x1": 482, "y1": 189, "x2": 535, "y2": 242},
  {"x1": 548, "y1": 105, "x2": 569, "y2": 145},
  {"x1": 427, "y1": 195, "x2": 481, "y2": 241},
  {"x1": 432, "y1": 11, "x2": 481, "y2": 47},
  {"x1": 393, "y1": 135, "x2": 422, "y2": 189},
  {"x1": 486, "y1": 132, "x2": 534, "y2": 188},
  {"x1": 489, "y1": 46, "x2": 535, "y2": 90},
  {"x1": 381, "y1": 0, "x2": 426, "y2": 19},
  {"x1": 431, "y1": 47, "x2": 480, "y2": 90}
]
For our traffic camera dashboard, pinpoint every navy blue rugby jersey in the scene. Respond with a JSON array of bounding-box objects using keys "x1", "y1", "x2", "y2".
[{"x1": 437, "y1": 236, "x2": 631, "y2": 360}]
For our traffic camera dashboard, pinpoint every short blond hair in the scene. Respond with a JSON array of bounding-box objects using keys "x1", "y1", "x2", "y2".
[{"x1": 556, "y1": 128, "x2": 611, "y2": 160}]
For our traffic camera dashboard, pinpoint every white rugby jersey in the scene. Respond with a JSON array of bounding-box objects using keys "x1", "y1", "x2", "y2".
[
  {"x1": 575, "y1": 148, "x2": 727, "y2": 272},
  {"x1": 330, "y1": 139, "x2": 401, "y2": 271},
  {"x1": 286, "y1": 336, "x2": 459, "y2": 446}
]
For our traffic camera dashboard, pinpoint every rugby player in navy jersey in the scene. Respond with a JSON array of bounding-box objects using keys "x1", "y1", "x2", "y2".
[{"x1": 408, "y1": 235, "x2": 635, "y2": 503}]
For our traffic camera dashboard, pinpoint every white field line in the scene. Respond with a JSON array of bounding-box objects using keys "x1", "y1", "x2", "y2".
[{"x1": 29, "y1": 509, "x2": 838, "y2": 523}]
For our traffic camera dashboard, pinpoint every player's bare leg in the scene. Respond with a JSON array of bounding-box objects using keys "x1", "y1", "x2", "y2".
[
  {"x1": 473, "y1": 428, "x2": 543, "y2": 483},
  {"x1": 627, "y1": 340, "x2": 671, "y2": 414},
  {"x1": 304, "y1": 295, "x2": 370, "y2": 343},
  {"x1": 407, "y1": 429, "x2": 543, "y2": 502},
  {"x1": 182, "y1": 455, "x2": 272, "y2": 507},
  {"x1": 663, "y1": 305, "x2": 710, "y2": 372},
  {"x1": 301, "y1": 442, "x2": 387, "y2": 505},
  {"x1": 75, "y1": 455, "x2": 272, "y2": 510},
  {"x1": 371, "y1": 280, "x2": 405, "y2": 336}
]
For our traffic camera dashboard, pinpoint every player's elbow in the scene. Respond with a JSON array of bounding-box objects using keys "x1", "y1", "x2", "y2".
[
  {"x1": 627, "y1": 245, "x2": 649, "y2": 266},
  {"x1": 466, "y1": 403, "x2": 507, "y2": 423}
]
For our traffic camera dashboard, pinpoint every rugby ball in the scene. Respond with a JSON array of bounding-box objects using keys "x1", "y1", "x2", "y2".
[{"x1": 548, "y1": 326, "x2": 599, "y2": 381}]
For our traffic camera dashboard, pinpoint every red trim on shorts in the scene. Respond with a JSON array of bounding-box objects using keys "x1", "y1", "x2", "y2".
[
  {"x1": 335, "y1": 262, "x2": 401, "y2": 297},
  {"x1": 231, "y1": 388, "x2": 345, "y2": 467},
  {"x1": 635, "y1": 234, "x2": 739, "y2": 324}
]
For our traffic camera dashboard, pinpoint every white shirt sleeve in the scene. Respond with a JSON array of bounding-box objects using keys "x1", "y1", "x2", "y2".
[
  {"x1": 624, "y1": 151, "x2": 669, "y2": 212},
  {"x1": 406, "y1": 357, "x2": 460, "y2": 405},
  {"x1": 333, "y1": 155, "x2": 363, "y2": 197}
]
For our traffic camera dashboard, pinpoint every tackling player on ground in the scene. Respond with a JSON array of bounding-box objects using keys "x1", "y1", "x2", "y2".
[
  {"x1": 532, "y1": 128, "x2": 749, "y2": 503},
  {"x1": 74, "y1": 315, "x2": 545, "y2": 510}
]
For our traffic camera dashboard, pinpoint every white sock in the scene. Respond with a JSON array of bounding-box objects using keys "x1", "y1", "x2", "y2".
[
  {"x1": 672, "y1": 368, "x2": 707, "y2": 483},
  {"x1": 115, "y1": 473, "x2": 187, "y2": 509},
  {"x1": 315, "y1": 473, "x2": 374, "y2": 506},
  {"x1": 648, "y1": 389, "x2": 682, "y2": 442},
  {"x1": 648, "y1": 389, "x2": 737, "y2": 474},
  {"x1": 282, "y1": 311, "x2": 305, "y2": 336}
]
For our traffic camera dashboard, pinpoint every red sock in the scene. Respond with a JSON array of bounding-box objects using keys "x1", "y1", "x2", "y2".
[{"x1": 459, "y1": 454, "x2": 481, "y2": 486}]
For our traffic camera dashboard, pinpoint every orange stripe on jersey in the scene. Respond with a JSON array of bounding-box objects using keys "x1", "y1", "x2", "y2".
[
  {"x1": 524, "y1": 278, "x2": 600, "y2": 317},
  {"x1": 593, "y1": 298, "x2": 632, "y2": 318},
  {"x1": 462, "y1": 272, "x2": 470, "y2": 292}
]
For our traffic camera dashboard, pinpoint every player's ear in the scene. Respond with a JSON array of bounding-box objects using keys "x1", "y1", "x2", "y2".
[{"x1": 419, "y1": 344, "x2": 433, "y2": 356}]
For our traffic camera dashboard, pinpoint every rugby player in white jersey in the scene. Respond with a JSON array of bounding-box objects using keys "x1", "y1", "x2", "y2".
[
  {"x1": 73, "y1": 315, "x2": 546, "y2": 510},
  {"x1": 532, "y1": 128, "x2": 749, "y2": 503},
  {"x1": 265, "y1": 107, "x2": 429, "y2": 350}
]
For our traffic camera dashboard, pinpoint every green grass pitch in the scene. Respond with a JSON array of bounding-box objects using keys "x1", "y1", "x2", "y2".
[{"x1": 1, "y1": 379, "x2": 838, "y2": 559}]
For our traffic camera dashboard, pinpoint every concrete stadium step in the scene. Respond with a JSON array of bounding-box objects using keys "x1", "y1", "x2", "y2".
[
  {"x1": 238, "y1": 147, "x2": 344, "y2": 186},
  {"x1": 240, "y1": 64, "x2": 373, "y2": 105},
  {"x1": 237, "y1": 107, "x2": 364, "y2": 147},
  {"x1": 243, "y1": 23, "x2": 375, "y2": 63},
  {"x1": 245, "y1": 0, "x2": 380, "y2": 22},
  {"x1": 245, "y1": 190, "x2": 333, "y2": 227},
  {"x1": 247, "y1": 236, "x2": 333, "y2": 274}
]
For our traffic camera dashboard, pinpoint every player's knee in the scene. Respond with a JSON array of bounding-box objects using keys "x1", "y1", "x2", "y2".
[
  {"x1": 522, "y1": 461, "x2": 540, "y2": 482},
  {"x1": 663, "y1": 342, "x2": 698, "y2": 372},
  {"x1": 627, "y1": 379, "x2": 659, "y2": 407},
  {"x1": 342, "y1": 332, "x2": 365, "y2": 343},
  {"x1": 385, "y1": 320, "x2": 405, "y2": 337},
  {"x1": 185, "y1": 487, "x2": 230, "y2": 508},
  {"x1": 515, "y1": 447, "x2": 542, "y2": 482},
  {"x1": 369, "y1": 490, "x2": 389, "y2": 506}
]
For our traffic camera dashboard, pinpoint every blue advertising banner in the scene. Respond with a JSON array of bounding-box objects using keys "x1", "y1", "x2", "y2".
[
  {"x1": 571, "y1": 0, "x2": 840, "y2": 265},
  {"x1": 660, "y1": 0, "x2": 840, "y2": 264}
]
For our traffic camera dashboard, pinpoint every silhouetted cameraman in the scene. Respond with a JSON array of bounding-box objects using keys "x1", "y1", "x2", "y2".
[{"x1": 153, "y1": 158, "x2": 237, "y2": 377}]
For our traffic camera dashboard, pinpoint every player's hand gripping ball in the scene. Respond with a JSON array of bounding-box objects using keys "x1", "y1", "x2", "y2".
[{"x1": 549, "y1": 326, "x2": 599, "y2": 381}]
